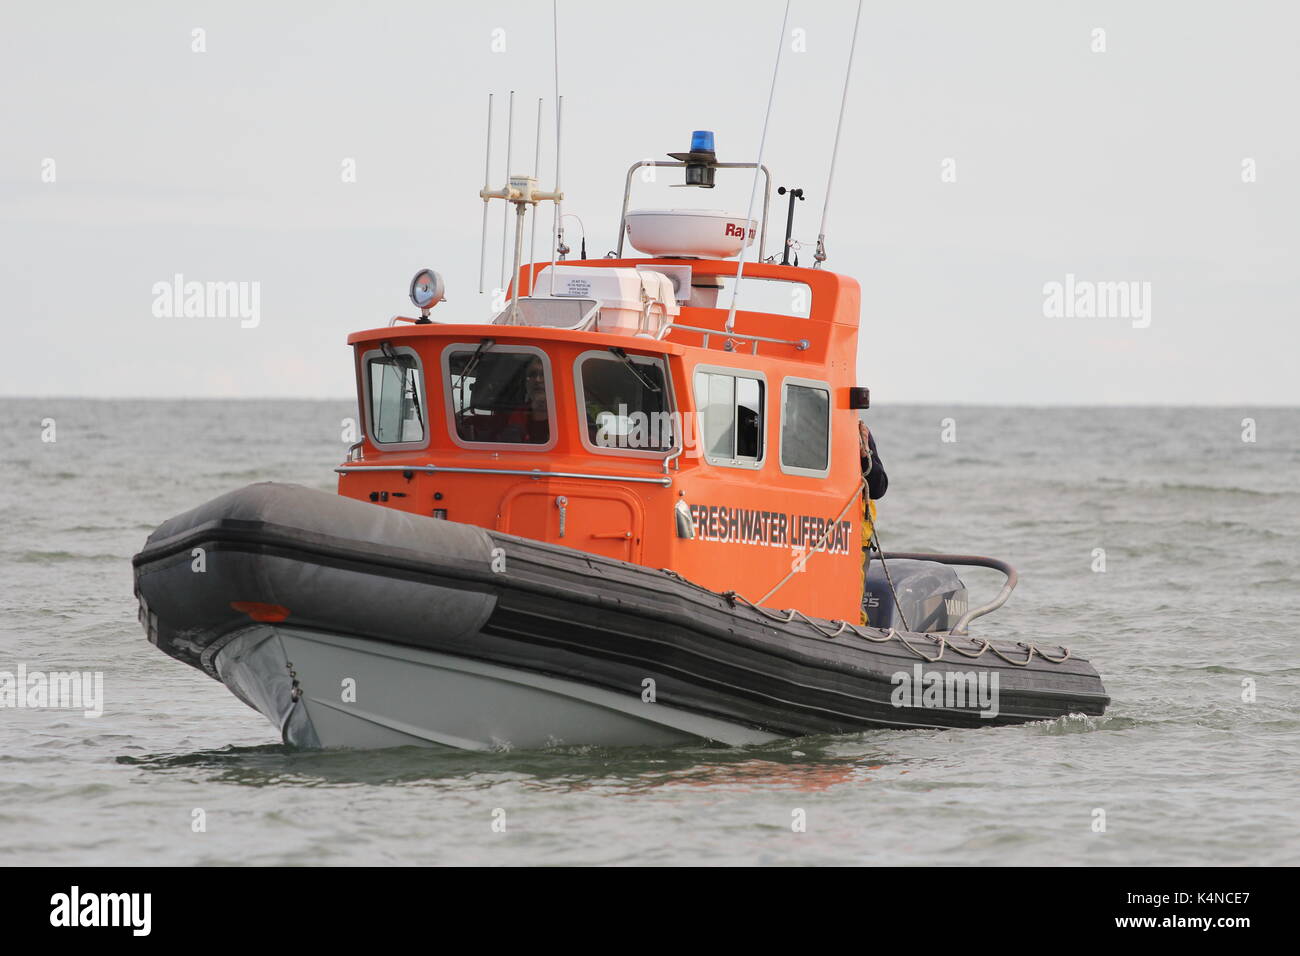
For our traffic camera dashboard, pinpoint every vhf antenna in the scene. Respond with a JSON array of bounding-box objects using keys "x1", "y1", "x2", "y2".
[
  {"x1": 477, "y1": 93, "x2": 494, "y2": 295},
  {"x1": 550, "y1": 0, "x2": 566, "y2": 289},
  {"x1": 498, "y1": 90, "x2": 515, "y2": 292},
  {"x1": 530, "y1": 97, "x2": 543, "y2": 278},
  {"x1": 478, "y1": 94, "x2": 564, "y2": 323},
  {"x1": 476, "y1": 1, "x2": 566, "y2": 310}
]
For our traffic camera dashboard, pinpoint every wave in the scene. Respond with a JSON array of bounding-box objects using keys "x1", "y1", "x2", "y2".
[
  {"x1": 1147, "y1": 482, "x2": 1291, "y2": 498},
  {"x1": 10, "y1": 550, "x2": 126, "y2": 563},
  {"x1": 1028, "y1": 713, "x2": 1138, "y2": 735}
]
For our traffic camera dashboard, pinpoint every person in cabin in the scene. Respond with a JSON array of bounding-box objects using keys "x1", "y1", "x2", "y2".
[
  {"x1": 859, "y1": 420, "x2": 888, "y2": 625},
  {"x1": 498, "y1": 355, "x2": 551, "y2": 444}
]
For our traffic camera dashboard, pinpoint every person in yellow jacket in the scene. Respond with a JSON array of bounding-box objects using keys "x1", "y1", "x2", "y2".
[{"x1": 858, "y1": 420, "x2": 889, "y2": 625}]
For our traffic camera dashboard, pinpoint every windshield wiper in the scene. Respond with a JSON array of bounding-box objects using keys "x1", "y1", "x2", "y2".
[
  {"x1": 381, "y1": 343, "x2": 424, "y2": 430},
  {"x1": 607, "y1": 347, "x2": 661, "y2": 393},
  {"x1": 455, "y1": 338, "x2": 496, "y2": 394}
]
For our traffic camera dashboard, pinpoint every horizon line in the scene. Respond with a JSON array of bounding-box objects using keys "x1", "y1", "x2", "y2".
[{"x1": 2, "y1": 395, "x2": 1297, "y2": 410}]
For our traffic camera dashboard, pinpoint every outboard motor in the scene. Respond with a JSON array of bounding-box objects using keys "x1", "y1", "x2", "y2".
[{"x1": 864, "y1": 558, "x2": 969, "y2": 633}]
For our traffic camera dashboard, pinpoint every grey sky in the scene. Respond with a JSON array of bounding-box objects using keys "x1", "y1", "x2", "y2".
[{"x1": 2, "y1": 0, "x2": 1296, "y2": 403}]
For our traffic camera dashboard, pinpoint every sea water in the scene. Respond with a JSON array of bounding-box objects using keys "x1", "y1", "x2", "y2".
[{"x1": 1, "y1": 399, "x2": 1296, "y2": 865}]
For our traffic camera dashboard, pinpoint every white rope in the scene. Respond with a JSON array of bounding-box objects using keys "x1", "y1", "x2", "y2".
[
  {"x1": 757, "y1": 477, "x2": 865, "y2": 604},
  {"x1": 814, "y1": 0, "x2": 863, "y2": 268},
  {"x1": 725, "y1": 0, "x2": 791, "y2": 333}
]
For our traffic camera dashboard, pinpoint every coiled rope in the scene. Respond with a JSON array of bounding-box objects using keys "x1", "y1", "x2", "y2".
[{"x1": 718, "y1": 588, "x2": 1071, "y2": 667}]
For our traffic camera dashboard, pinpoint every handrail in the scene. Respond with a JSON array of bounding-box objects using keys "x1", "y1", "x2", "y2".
[
  {"x1": 661, "y1": 443, "x2": 683, "y2": 475},
  {"x1": 491, "y1": 296, "x2": 600, "y2": 330},
  {"x1": 615, "y1": 161, "x2": 771, "y2": 260},
  {"x1": 336, "y1": 463, "x2": 672, "y2": 487},
  {"x1": 665, "y1": 322, "x2": 809, "y2": 354},
  {"x1": 875, "y1": 551, "x2": 1018, "y2": 636}
]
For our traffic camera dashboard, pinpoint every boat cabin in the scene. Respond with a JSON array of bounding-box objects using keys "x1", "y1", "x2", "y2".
[
  {"x1": 340, "y1": 252, "x2": 866, "y2": 623},
  {"x1": 339, "y1": 133, "x2": 870, "y2": 623}
]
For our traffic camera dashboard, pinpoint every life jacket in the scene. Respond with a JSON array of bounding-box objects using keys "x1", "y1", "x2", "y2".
[{"x1": 860, "y1": 496, "x2": 877, "y2": 625}]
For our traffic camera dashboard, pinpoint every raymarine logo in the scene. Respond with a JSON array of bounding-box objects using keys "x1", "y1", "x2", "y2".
[
  {"x1": 890, "y1": 663, "x2": 1000, "y2": 718},
  {"x1": 0, "y1": 664, "x2": 103, "y2": 718},
  {"x1": 723, "y1": 222, "x2": 756, "y2": 240},
  {"x1": 49, "y1": 886, "x2": 151, "y2": 936}
]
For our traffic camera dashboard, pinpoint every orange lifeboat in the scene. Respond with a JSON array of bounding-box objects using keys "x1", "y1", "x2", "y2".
[{"x1": 133, "y1": 134, "x2": 1108, "y2": 750}]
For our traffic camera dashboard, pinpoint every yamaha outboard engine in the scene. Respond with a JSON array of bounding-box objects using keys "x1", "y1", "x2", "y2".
[{"x1": 864, "y1": 558, "x2": 969, "y2": 633}]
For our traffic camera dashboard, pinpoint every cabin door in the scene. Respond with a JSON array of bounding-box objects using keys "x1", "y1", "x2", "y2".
[{"x1": 499, "y1": 483, "x2": 644, "y2": 563}]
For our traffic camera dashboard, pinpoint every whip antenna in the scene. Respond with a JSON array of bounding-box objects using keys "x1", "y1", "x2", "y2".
[
  {"x1": 550, "y1": 97, "x2": 565, "y2": 295},
  {"x1": 499, "y1": 90, "x2": 515, "y2": 292},
  {"x1": 814, "y1": 0, "x2": 863, "y2": 269},
  {"x1": 530, "y1": 96, "x2": 543, "y2": 285},
  {"x1": 725, "y1": 0, "x2": 791, "y2": 334},
  {"x1": 550, "y1": 1, "x2": 565, "y2": 294},
  {"x1": 477, "y1": 93, "x2": 494, "y2": 294}
]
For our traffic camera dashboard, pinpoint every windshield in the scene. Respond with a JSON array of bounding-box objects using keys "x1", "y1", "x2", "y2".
[
  {"x1": 447, "y1": 349, "x2": 552, "y2": 445},
  {"x1": 578, "y1": 353, "x2": 672, "y2": 452},
  {"x1": 368, "y1": 352, "x2": 425, "y2": 444}
]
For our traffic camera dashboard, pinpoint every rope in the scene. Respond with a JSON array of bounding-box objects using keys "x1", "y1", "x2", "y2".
[
  {"x1": 662, "y1": 557, "x2": 1073, "y2": 668},
  {"x1": 725, "y1": 0, "x2": 791, "y2": 333},
  {"x1": 863, "y1": 507, "x2": 910, "y2": 633},
  {"x1": 757, "y1": 477, "x2": 866, "y2": 604},
  {"x1": 656, "y1": 471, "x2": 1074, "y2": 668},
  {"x1": 814, "y1": 0, "x2": 864, "y2": 268},
  {"x1": 722, "y1": 586, "x2": 1072, "y2": 666}
]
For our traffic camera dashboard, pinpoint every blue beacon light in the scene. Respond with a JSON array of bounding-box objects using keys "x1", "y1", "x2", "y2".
[{"x1": 670, "y1": 131, "x2": 719, "y2": 187}]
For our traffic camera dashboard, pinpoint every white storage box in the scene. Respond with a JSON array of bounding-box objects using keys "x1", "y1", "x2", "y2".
[{"x1": 534, "y1": 266, "x2": 680, "y2": 337}]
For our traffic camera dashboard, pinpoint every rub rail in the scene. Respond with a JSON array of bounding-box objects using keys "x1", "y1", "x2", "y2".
[{"x1": 336, "y1": 463, "x2": 673, "y2": 487}]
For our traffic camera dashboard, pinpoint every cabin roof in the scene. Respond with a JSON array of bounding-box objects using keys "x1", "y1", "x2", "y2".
[
  {"x1": 520, "y1": 258, "x2": 860, "y2": 327},
  {"x1": 349, "y1": 258, "x2": 860, "y2": 367}
]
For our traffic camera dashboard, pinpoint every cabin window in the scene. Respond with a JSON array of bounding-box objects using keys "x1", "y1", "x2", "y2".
[
  {"x1": 689, "y1": 276, "x2": 812, "y2": 318},
  {"x1": 444, "y1": 345, "x2": 555, "y2": 448},
  {"x1": 367, "y1": 350, "x2": 426, "y2": 445},
  {"x1": 693, "y1": 368, "x2": 765, "y2": 468},
  {"x1": 780, "y1": 379, "x2": 831, "y2": 477},
  {"x1": 576, "y1": 351, "x2": 673, "y2": 454}
]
